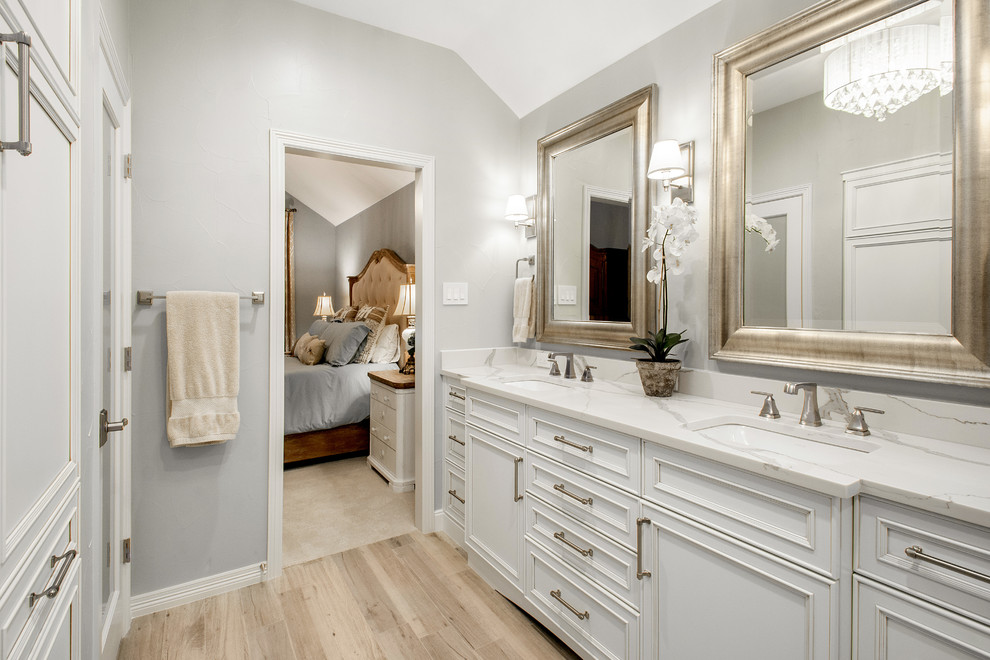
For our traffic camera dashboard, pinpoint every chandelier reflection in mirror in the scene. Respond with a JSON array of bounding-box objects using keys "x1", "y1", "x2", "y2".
[{"x1": 822, "y1": 0, "x2": 952, "y2": 121}]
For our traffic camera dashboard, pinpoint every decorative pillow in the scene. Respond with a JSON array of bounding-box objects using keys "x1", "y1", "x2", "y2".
[
  {"x1": 298, "y1": 338, "x2": 326, "y2": 365},
  {"x1": 354, "y1": 305, "x2": 390, "y2": 364},
  {"x1": 318, "y1": 321, "x2": 372, "y2": 366},
  {"x1": 369, "y1": 324, "x2": 401, "y2": 363},
  {"x1": 308, "y1": 319, "x2": 331, "y2": 337},
  {"x1": 355, "y1": 304, "x2": 388, "y2": 326},
  {"x1": 333, "y1": 306, "x2": 358, "y2": 322},
  {"x1": 292, "y1": 333, "x2": 314, "y2": 358}
]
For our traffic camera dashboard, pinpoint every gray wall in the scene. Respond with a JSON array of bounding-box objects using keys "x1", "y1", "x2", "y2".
[
  {"x1": 286, "y1": 194, "x2": 336, "y2": 338},
  {"x1": 130, "y1": 0, "x2": 520, "y2": 596}
]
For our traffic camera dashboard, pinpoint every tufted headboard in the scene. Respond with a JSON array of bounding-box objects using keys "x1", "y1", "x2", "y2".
[{"x1": 347, "y1": 249, "x2": 415, "y2": 334}]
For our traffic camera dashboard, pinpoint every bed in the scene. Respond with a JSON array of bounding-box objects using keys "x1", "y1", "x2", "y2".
[{"x1": 284, "y1": 248, "x2": 414, "y2": 464}]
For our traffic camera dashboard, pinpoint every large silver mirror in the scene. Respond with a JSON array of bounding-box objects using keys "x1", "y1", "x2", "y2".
[
  {"x1": 711, "y1": 0, "x2": 990, "y2": 387},
  {"x1": 536, "y1": 85, "x2": 656, "y2": 349}
]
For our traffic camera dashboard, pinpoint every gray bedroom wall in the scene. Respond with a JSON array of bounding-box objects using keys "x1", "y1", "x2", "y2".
[
  {"x1": 520, "y1": 0, "x2": 987, "y2": 405},
  {"x1": 130, "y1": 0, "x2": 520, "y2": 596},
  {"x1": 287, "y1": 194, "x2": 337, "y2": 338}
]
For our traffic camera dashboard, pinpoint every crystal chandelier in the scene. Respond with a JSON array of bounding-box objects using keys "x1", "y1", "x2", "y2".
[{"x1": 823, "y1": 24, "x2": 942, "y2": 121}]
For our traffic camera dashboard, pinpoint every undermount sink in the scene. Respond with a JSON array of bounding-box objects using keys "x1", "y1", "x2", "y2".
[
  {"x1": 686, "y1": 416, "x2": 881, "y2": 455},
  {"x1": 500, "y1": 378, "x2": 573, "y2": 392}
]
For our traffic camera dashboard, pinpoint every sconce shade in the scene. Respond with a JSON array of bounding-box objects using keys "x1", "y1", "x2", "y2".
[
  {"x1": 504, "y1": 195, "x2": 530, "y2": 222},
  {"x1": 395, "y1": 283, "x2": 415, "y2": 318},
  {"x1": 647, "y1": 140, "x2": 685, "y2": 181},
  {"x1": 313, "y1": 293, "x2": 334, "y2": 319}
]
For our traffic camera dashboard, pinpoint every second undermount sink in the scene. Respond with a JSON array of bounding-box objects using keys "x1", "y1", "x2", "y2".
[
  {"x1": 501, "y1": 378, "x2": 573, "y2": 392},
  {"x1": 686, "y1": 416, "x2": 881, "y2": 455}
]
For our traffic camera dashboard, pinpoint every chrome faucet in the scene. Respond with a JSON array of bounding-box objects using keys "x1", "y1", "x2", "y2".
[
  {"x1": 548, "y1": 352, "x2": 576, "y2": 379},
  {"x1": 783, "y1": 382, "x2": 822, "y2": 427}
]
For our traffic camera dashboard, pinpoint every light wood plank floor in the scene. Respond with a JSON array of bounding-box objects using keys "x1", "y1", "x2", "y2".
[{"x1": 119, "y1": 531, "x2": 579, "y2": 659}]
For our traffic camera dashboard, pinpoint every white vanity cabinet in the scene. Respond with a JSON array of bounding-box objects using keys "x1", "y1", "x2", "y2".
[{"x1": 441, "y1": 376, "x2": 467, "y2": 543}]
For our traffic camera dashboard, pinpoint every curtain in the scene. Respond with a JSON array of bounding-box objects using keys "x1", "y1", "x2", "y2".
[{"x1": 285, "y1": 208, "x2": 296, "y2": 353}]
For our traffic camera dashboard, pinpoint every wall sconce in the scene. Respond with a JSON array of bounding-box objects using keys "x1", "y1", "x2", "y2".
[
  {"x1": 647, "y1": 140, "x2": 695, "y2": 203},
  {"x1": 505, "y1": 194, "x2": 537, "y2": 239},
  {"x1": 313, "y1": 293, "x2": 334, "y2": 321}
]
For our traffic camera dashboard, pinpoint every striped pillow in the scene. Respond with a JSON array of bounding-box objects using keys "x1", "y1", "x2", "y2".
[{"x1": 354, "y1": 305, "x2": 390, "y2": 364}]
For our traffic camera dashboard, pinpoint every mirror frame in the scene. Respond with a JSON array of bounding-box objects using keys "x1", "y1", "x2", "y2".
[
  {"x1": 536, "y1": 85, "x2": 657, "y2": 350},
  {"x1": 710, "y1": 0, "x2": 990, "y2": 387}
]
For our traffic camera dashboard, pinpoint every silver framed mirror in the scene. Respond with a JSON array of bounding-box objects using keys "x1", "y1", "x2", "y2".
[
  {"x1": 536, "y1": 85, "x2": 656, "y2": 350},
  {"x1": 710, "y1": 0, "x2": 990, "y2": 387}
]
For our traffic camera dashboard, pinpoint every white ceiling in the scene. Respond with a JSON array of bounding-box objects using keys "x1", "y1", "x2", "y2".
[
  {"x1": 285, "y1": 153, "x2": 415, "y2": 226},
  {"x1": 292, "y1": 0, "x2": 723, "y2": 117}
]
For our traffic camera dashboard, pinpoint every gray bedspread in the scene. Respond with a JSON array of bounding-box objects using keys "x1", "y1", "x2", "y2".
[{"x1": 283, "y1": 357, "x2": 394, "y2": 435}]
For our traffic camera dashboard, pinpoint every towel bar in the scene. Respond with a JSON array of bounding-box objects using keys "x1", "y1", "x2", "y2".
[
  {"x1": 516, "y1": 255, "x2": 535, "y2": 278},
  {"x1": 136, "y1": 290, "x2": 265, "y2": 306}
]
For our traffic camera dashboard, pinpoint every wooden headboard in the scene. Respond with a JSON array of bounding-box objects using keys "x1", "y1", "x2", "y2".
[{"x1": 347, "y1": 249, "x2": 415, "y2": 333}]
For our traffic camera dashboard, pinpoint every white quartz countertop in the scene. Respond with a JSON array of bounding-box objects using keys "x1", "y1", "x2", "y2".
[{"x1": 442, "y1": 363, "x2": 990, "y2": 529}]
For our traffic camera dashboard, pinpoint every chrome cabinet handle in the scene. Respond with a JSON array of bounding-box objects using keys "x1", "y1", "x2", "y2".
[
  {"x1": 449, "y1": 390, "x2": 465, "y2": 400},
  {"x1": 554, "y1": 531, "x2": 593, "y2": 557},
  {"x1": 550, "y1": 589, "x2": 589, "y2": 620},
  {"x1": 448, "y1": 434, "x2": 465, "y2": 446},
  {"x1": 513, "y1": 457, "x2": 524, "y2": 502},
  {"x1": 447, "y1": 489, "x2": 465, "y2": 504},
  {"x1": 553, "y1": 434, "x2": 592, "y2": 453},
  {"x1": 904, "y1": 546, "x2": 990, "y2": 584},
  {"x1": 636, "y1": 517, "x2": 652, "y2": 579},
  {"x1": 553, "y1": 483, "x2": 592, "y2": 506},
  {"x1": 29, "y1": 549, "x2": 77, "y2": 607},
  {"x1": 0, "y1": 32, "x2": 32, "y2": 155}
]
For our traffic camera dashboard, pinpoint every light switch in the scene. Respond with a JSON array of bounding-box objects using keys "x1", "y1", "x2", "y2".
[
  {"x1": 555, "y1": 285, "x2": 577, "y2": 305},
  {"x1": 443, "y1": 282, "x2": 469, "y2": 305}
]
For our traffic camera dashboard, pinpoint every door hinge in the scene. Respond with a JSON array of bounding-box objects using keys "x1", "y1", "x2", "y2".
[
  {"x1": 124, "y1": 154, "x2": 133, "y2": 179},
  {"x1": 122, "y1": 538, "x2": 131, "y2": 564},
  {"x1": 124, "y1": 346, "x2": 132, "y2": 372}
]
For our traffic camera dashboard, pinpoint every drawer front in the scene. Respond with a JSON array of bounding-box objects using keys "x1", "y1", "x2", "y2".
[
  {"x1": 370, "y1": 416, "x2": 397, "y2": 450},
  {"x1": 528, "y1": 408, "x2": 641, "y2": 493},
  {"x1": 444, "y1": 378, "x2": 466, "y2": 414},
  {"x1": 370, "y1": 381, "x2": 396, "y2": 410},
  {"x1": 527, "y1": 496, "x2": 640, "y2": 610},
  {"x1": 528, "y1": 453, "x2": 640, "y2": 549},
  {"x1": 525, "y1": 539, "x2": 639, "y2": 660},
  {"x1": 466, "y1": 390, "x2": 525, "y2": 445},
  {"x1": 643, "y1": 443, "x2": 840, "y2": 578},
  {"x1": 370, "y1": 398, "x2": 398, "y2": 437},
  {"x1": 444, "y1": 410, "x2": 466, "y2": 469},
  {"x1": 858, "y1": 496, "x2": 990, "y2": 624},
  {"x1": 369, "y1": 433, "x2": 397, "y2": 475},
  {"x1": 444, "y1": 464, "x2": 466, "y2": 526}
]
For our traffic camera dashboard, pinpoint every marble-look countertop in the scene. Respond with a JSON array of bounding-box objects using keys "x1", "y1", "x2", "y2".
[{"x1": 442, "y1": 362, "x2": 990, "y2": 530}]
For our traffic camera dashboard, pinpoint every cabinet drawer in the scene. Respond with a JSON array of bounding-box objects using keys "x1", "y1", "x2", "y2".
[
  {"x1": 528, "y1": 453, "x2": 640, "y2": 549},
  {"x1": 643, "y1": 443, "x2": 841, "y2": 579},
  {"x1": 370, "y1": 398, "x2": 397, "y2": 437},
  {"x1": 444, "y1": 378, "x2": 466, "y2": 414},
  {"x1": 466, "y1": 389, "x2": 525, "y2": 445},
  {"x1": 370, "y1": 381, "x2": 397, "y2": 410},
  {"x1": 528, "y1": 408, "x2": 640, "y2": 493},
  {"x1": 444, "y1": 464, "x2": 466, "y2": 527},
  {"x1": 369, "y1": 433, "x2": 397, "y2": 476},
  {"x1": 370, "y1": 416, "x2": 397, "y2": 450},
  {"x1": 858, "y1": 496, "x2": 990, "y2": 624},
  {"x1": 527, "y1": 496, "x2": 640, "y2": 610},
  {"x1": 444, "y1": 410, "x2": 466, "y2": 469},
  {"x1": 525, "y1": 539, "x2": 639, "y2": 660}
]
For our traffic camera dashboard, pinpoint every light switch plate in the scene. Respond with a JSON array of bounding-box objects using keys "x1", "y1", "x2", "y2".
[
  {"x1": 555, "y1": 285, "x2": 577, "y2": 305},
  {"x1": 442, "y1": 282, "x2": 469, "y2": 305}
]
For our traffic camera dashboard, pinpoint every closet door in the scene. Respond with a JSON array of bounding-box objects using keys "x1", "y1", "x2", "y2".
[{"x1": 0, "y1": 0, "x2": 81, "y2": 656}]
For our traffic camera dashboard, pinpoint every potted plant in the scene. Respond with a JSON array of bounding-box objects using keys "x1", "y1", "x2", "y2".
[{"x1": 631, "y1": 198, "x2": 699, "y2": 397}]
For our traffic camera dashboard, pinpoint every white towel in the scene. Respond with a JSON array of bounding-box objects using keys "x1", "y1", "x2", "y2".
[
  {"x1": 512, "y1": 276, "x2": 535, "y2": 343},
  {"x1": 166, "y1": 291, "x2": 240, "y2": 447}
]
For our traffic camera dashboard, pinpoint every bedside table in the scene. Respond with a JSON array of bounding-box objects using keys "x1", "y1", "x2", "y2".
[{"x1": 367, "y1": 370, "x2": 415, "y2": 492}]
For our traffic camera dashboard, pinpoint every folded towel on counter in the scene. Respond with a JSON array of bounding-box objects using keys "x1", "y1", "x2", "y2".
[
  {"x1": 166, "y1": 291, "x2": 240, "y2": 447},
  {"x1": 512, "y1": 276, "x2": 535, "y2": 343}
]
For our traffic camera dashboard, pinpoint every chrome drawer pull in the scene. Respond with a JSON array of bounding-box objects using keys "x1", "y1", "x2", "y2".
[
  {"x1": 0, "y1": 32, "x2": 32, "y2": 155},
  {"x1": 904, "y1": 546, "x2": 990, "y2": 584},
  {"x1": 29, "y1": 549, "x2": 77, "y2": 607},
  {"x1": 449, "y1": 390, "x2": 465, "y2": 400},
  {"x1": 550, "y1": 589, "x2": 589, "y2": 620},
  {"x1": 553, "y1": 483, "x2": 592, "y2": 506},
  {"x1": 554, "y1": 531, "x2": 593, "y2": 557},
  {"x1": 447, "y1": 489, "x2": 465, "y2": 504},
  {"x1": 636, "y1": 518, "x2": 652, "y2": 579},
  {"x1": 553, "y1": 434, "x2": 592, "y2": 453},
  {"x1": 513, "y1": 457, "x2": 524, "y2": 502},
  {"x1": 448, "y1": 434, "x2": 465, "y2": 446}
]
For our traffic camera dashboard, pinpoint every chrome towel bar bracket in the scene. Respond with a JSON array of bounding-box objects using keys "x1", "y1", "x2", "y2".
[{"x1": 137, "y1": 290, "x2": 265, "y2": 306}]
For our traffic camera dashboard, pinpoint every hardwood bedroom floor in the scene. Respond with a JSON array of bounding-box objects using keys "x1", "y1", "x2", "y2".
[{"x1": 118, "y1": 531, "x2": 579, "y2": 659}]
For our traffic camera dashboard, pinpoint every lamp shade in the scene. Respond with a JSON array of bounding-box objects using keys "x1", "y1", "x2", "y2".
[
  {"x1": 313, "y1": 294, "x2": 334, "y2": 319},
  {"x1": 647, "y1": 140, "x2": 685, "y2": 181},
  {"x1": 504, "y1": 195, "x2": 529, "y2": 222},
  {"x1": 395, "y1": 284, "x2": 415, "y2": 318}
]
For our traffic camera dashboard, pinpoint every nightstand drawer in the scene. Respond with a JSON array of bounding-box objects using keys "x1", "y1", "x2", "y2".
[
  {"x1": 444, "y1": 410, "x2": 466, "y2": 469},
  {"x1": 370, "y1": 433, "x2": 397, "y2": 475},
  {"x1": 370, "y1": 381, "x2": 397, "y2": 410},
  {"x1": 370, "y1": 398, "x2": 397, "y2": 435}
]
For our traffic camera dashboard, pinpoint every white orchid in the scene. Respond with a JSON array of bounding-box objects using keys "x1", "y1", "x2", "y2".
[
  {"x1": 745, "y1": 213, "x2": 779, "y2": 252},
  {"x1": 643, "y1": 197, "x2": 698, "y2": 332}
]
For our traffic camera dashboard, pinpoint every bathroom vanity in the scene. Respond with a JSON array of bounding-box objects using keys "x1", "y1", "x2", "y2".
[{"x1": 439, "y1": 349, "x2": 990, "y2": 660}]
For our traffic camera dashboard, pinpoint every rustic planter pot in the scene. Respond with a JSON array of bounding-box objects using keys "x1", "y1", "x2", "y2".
[{"x1": 636, "y1": 360, "x2": 681, "y2": 397}]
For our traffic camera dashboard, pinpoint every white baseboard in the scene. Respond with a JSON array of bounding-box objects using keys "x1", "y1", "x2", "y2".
[
  {"x1": 434, "y1": 508, "x2": 465, "y2": 549},
  {"x1": 130, "y1": 563, "x2": 266, "y2": 618}
]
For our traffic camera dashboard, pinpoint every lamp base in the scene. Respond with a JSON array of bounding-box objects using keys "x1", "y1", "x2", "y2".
[{"x1": 400, "y1": 353, "x2": 415, "y2": 375}]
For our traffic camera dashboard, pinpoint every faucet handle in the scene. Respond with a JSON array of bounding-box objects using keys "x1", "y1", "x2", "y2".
[
  {"x1": 581, "y1": 365, "x2": 597, "y2": 382},
  {"x1": 547, "y1": 353, "x2": 561, "y2": 377},
  {"x1": 750, "y1": 391, "x2": 780, "y2": 419},
  {"x1": 846, "y1": 406, "x2": 885, "y2": 436}
]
